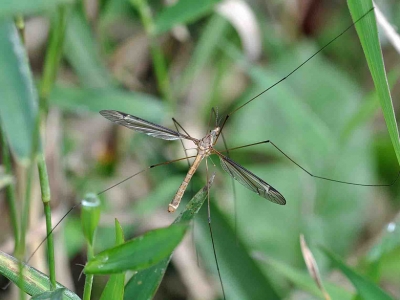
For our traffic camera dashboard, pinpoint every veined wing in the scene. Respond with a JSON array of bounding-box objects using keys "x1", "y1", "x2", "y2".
[
  {"x1": 100, "y1": 110, "x2": 196, "y2": 141},
  {"x1": 218, "y1": 154, "x2": 286, "y2": 205}
]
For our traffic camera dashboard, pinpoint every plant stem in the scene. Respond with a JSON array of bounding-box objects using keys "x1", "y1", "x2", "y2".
[
  {"x1": 38, "y1": 153, "x2": 56, "y2": 289},
  {"x1": 35, "y1": 6, "x2": 68, "y2": 290},
  {"x1": 82, "y1": 244, "x2": 95, "y2": 300}
]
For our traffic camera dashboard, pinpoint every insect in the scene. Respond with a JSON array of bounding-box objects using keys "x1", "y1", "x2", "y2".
[{"x1": 99, "y1": 109, "x2": 286, "y2": 213}]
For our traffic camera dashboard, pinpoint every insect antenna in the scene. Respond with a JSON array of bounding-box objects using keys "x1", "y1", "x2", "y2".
[{"x1": 216, "y1": 7, "x2": 375, "y2": 136}]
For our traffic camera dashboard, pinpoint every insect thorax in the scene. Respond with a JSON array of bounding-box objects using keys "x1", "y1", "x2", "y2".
[{"x1": 198, "y1": 127, "x2": 220, "y2": 155}]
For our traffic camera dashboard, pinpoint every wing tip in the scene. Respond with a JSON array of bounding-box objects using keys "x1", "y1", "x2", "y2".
[
  {"x1": 270, "y1": 186, "x2": 286, "y2": 205},
  {"x1": 100, "y1": 110, "x2": 125, "y2": 122}
]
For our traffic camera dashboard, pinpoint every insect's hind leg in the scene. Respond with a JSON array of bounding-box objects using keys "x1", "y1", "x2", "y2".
[
  {"x1": 211, "y1": 106, "x2": 239, "y2": 236},
  {"x1": 223, "y1": 139, "x2": 400, "y2": 187},
  {"x1": 205, "y1": 158, "x2": 226, "y2": 299}
]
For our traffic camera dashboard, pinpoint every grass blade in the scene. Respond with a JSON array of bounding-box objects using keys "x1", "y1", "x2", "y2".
[
  {"x1": 0, "y1": 251, "x2": 79, "y2": 299},
  {"x1": 99, "y1": 220, "x2": 126, "y2": 300},
  {"x1": 0, "y1": 19, "x2": 38, "y2": 163},
  {"x1": 322, "y1": 249, "x2": 394, "y2": 300},
  {"x1": 347, "y1": 0, "x2": 400, "y2": 165},
  {"x1": 84, "y1": 224, "x2": 188, "y2": 274}
]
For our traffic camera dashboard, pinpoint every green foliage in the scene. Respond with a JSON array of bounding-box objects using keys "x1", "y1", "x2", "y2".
[
  {"x1": 0, "y1": 0, "x2": 399, "y2": 299},
  {"x1": 0, "y1": 251, "x2": 79, "y2": 299},
  {"x1": 84, "y1": 224, "x2": 188, "y2": 274},
  {"x1": 81, "y1": 193, "x2": 101, "y2": 246},
  {"x1": 0, "y1": 19, "x2": 38, "y2": 163},
  {"x1": 323, "y1": 249, "x2": 394, "y2": 300},
  {"x1": 99, "y1": 220, "x2": 125, "y2": 300}
]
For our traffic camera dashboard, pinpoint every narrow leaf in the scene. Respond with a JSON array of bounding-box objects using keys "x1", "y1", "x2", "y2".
[
  {"x1": 0, "y1": 20, "x2": 38, "y2": 163},
  {"x1": 84, "y1": 224, "x2": 188, "y2": 274},
  {"x1": 0, "y1": 250, "x2": 79, "y2": 299},
  {"x1": 100, "y1": 219, "x2": 126, "y2": 300},
  {"x1": 323, "y1": 249, "x2": 394, "y2": 300},
  {"x1": 347, "y1": 0, "x2": 400, "y2": 165}
]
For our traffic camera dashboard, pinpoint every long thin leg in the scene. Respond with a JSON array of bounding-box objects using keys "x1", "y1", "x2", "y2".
[
  {"x1": 172, "y1": 117, "x2": 193, "y2": 138},
  {"x1": 172, "y1": 118, "x2": 194, "y2": 196},
  {"x1": 219, "y1": 140, "x2": 400, "y2": 187},
  {"x1": 27, "y1": 155, "x2": 197, "y2": 263},
  {"x1": 205, "y1": 158, "x2": 226, "y2": 299},
  {"x1": 215, "y1": 8, "x2": 375, "y2": 142},
  {"x1": 215, "y1": 110, "x2": 239, "y2": 241}
]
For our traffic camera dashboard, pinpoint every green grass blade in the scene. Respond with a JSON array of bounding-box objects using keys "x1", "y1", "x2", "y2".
[
  {"x1": 0, "y1": 251, "x2": 79, "y2": 299},
  {"x1": 124, "y1": 175, "x2": 214, "y2": 300},
  {"x1": 322, "y1": 249, "x2": 394, "y2": 300},
  {"x1": 0, "y1": 19, "x2": 38, "y2": 163},
  {"x1": 81, "y1": 193, "x2": 101, "y2": 246},
  {"x1": 347, "y1": 0, "x2": 400, "y2": 165},
  {"x1": 84, "y1": 224, "x2": 188, "y2": 274},
  {"x1": 99, "y1": 220, "x2": 125, "y2": 300}
]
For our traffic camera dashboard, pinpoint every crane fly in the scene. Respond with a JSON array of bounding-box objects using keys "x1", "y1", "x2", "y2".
[
  {"x1": 23, "y1": 6, "x2": 396, "y2": 300},
  {"x1": 99, "y1": 110, "x2": 286, "y2": 212}
]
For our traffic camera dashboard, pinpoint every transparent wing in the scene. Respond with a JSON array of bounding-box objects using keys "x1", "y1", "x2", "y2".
[
  {"x1": 218, "y1": 154, "x2": 286, "y2": 205},
  {"x1": 100, "y1": 110, "x2": 196, "y2": 141}
]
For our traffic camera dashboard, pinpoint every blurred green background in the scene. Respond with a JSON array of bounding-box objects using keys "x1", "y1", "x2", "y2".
[{"x1": 0, "y1": 0, "x2": 399, "y2": 299}]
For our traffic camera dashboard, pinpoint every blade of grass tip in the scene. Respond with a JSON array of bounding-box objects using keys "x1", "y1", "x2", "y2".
[
  {"x1": 300, "y1": 235, "x2": 331, "y2": 300},
  {"x1": 81, "y1": 194, "x2": 101, "y2": 300},
  {"x1": 347, "y1": 0, "x2": 400, "y2": 165},
  {"x1": 123, "y1": 174, "x2": 215, "y2": 300},
  {"x1": 0, "y1": 250, "x2": 80, "y2": 300}
]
